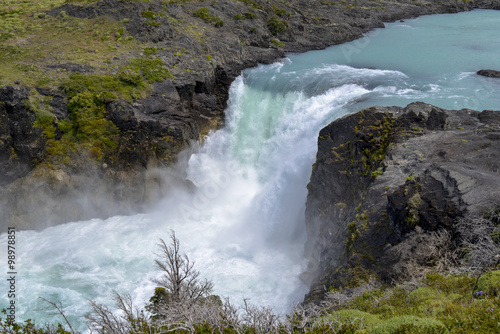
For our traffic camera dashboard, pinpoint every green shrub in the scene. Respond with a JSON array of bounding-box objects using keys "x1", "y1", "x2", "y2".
[
  {"x1": 267, "y1": 16, "x2": 288, "y2": 35},
  {"x1": 54, "y1": 72, "x2": 149, "y2": 162},
  {"x1": 193, "y1": 7, "x2": 210, "y2": 20},
  {"x1": 425, "y1": 272, "x2": 475, "y2": 295},
  {"x1": 369, "y1": 315, "x2": 448, "y2": 334},
  {"x1": 141, "y1": 11, "x2": 156, "y2": 20},
  {"x1": 34, "y1": 109, "x2": 57, "y2": 140},
  {"x1": 236, "y1": 0, "x2": 262, "y2": 9},
  {"x1": 144, "y1": 46, "x2": 158, "y2": 56},
  {"x1": 212, "y1": 16, "x2": 224, "y2": 27},
  {"x1": 118, "y1": 68, "x2": 144, "y2": 86},
  {"x1": 270, "y1": 38, "x2": 284, "y2": 47},
  {"x1": 193, "y1": 7, "x2": 223, "y2": 27},
  {"x1": 66, "y1": 91, "x2": 119, "y2": 160},
  {"x1": 477, "y1": 270, "x2": 500, "y2": 297},
  {"x1": 141, "y1": 10, "x2": 160, "y2": 26},
  {"x1": 243, "y1": 12, "x2": 254, "y2": 19},
  {"x1": 408, "y1": 287, "x2": 438, "y2": 304},
  {"x1": 128, "y1": 58, "x2": 173, "y2": 82},
  {"x1": 58, "y1": 119, "x2": 72, "y2": 134},
  {"x1": 61, "y1": 72, "x2": 147, "y2": 102},
  {"x1": 234, "y1": 12, "x2": 254, "y2": 20},
  {"x1": 272, "y1": 4, "x2": 289, "y2": 17}
]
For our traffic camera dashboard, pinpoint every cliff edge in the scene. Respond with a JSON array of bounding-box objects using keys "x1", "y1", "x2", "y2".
[{"x1": 304, "y1": 102, "x2": 500, "y2": 301}]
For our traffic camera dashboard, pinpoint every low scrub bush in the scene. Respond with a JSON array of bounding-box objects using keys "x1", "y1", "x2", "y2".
[
  {"x1": 267, "y1": 16, "x2": 288, "y2": 35},
  {"x1": 193, "y1": 7, "x2": 224, "y2": 27},
  {"x1": 314, "y1": 309, "x2": 381, "y2": 332},
  {"x1": 370, "y1": 315, "x2": 448, "y2": 334},
  {"x1": 477, "y1": 270, "x2": 500, "y2": 297}
]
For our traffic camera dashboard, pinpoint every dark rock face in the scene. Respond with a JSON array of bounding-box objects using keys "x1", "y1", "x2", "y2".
[
  {"x1": 304, "y1": 102, "x2": 500, "y2": 301},
  {"x1": 0, "y1": 82, "x2": 193, "y2": 231},
  {"x1": 477, "y1": 69, "x2": 500, "y2": 78},
  {"x1": 0, "y1": 86, "x2": 46, "y2": 187},
  {"x1": 35, "y1": 88, "x2": 69, "y2": 120}
]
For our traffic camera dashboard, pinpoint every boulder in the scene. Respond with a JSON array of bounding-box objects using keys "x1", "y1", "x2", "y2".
[{"x1": 477, "y1": 69, "x2": 500, "y2": 78}]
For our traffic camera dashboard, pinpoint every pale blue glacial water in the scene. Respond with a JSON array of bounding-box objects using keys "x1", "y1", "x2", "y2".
[{"x1": 0, "y1": 9, "x2": 499, "y2": 332}]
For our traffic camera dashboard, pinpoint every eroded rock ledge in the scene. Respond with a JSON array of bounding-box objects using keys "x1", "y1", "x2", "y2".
[{"x1": 304, "y1": 102, "x2": 500, "y2": 302}]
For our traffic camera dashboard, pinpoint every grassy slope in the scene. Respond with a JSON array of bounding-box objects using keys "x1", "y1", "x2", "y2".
[
  {"x1": 318, "y1": 271, "x2": 500, "y2": 333},
  {"x1": 0, "y1": 0, "x2": 143, "y2": 89},
  {"x1": 0, "y1": 0, "x2": 179, "y2": 168}
]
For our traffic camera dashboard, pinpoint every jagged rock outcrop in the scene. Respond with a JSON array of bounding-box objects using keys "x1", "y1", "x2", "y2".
[{"x1": 304, "y1": 102, "x2": 500, "y2": 301}]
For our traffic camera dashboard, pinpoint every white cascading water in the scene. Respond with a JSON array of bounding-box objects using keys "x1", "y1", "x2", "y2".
[
  {"x1": 1, "y1": 9, "x2": 499, "y2": 332},
  {"x1": 0, "y1": 61, "x2": 379, "y2": 331}
]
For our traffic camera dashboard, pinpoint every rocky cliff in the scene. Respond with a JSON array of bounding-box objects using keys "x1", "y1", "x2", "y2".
[
  {"x1": 304, "y1": 102, "x2": 500, "y2": 301},
  {"x1": 1, "y1": 0, "x2": 499, "y2": 231}
]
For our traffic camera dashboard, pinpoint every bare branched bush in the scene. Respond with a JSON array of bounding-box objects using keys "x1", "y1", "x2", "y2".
[
  {"x1": 152, "y1": 231, "x2": 214, "y2": 307},
  {"x1": 323, "y1": 278, "x2": 380, "y2": 308},
  {"x1": 86, "y1": 231, "x2": 305, "y2": 334},
  {"x1": 37, "y1": 297, "x2": 78, "y2": 334},
  {"x1": 383, "y1": 227, "x2": 459, "y2": 282},
  {"x1": 240, "y1": 299, "x2": 280, "y2": 334},
  {"x1": 86, "y1": 292, "x2": 149, "y2": 334},
  {"x1": 455, "y1": 210, "x2": 500, "y2": 269},
  {"x1": 283, "y1": 302, "x2": 323, "y2": 333},
  {"x1": 86, "y1": 230, "x2": 397, "y2": 334}
]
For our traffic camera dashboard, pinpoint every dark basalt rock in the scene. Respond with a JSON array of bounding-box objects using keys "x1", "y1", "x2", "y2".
[
  {"x1": 35, "y1": 88, "x2": 69, "y2": 119},
  {"x1": 304, "y1": 102, "x2": 500, "y2": 302},
  {"x1": 0, "y1": 86, "x2": 46, "y2": 187},
  {"x1": 477, "y1": 69, "x2": 500, "y2": 78}
]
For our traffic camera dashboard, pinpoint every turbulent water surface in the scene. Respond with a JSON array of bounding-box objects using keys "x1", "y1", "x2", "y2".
[{"x1": 1, "y1": 9, "x2": 500, "y2": 331}]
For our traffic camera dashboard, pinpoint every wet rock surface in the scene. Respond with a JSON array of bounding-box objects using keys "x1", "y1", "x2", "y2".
[
  {"x1": 478, "y1": 69, "x2": 500, "y2": 78},
  {"x1": 0, "y1": 86, "x2": 46, "y2": 187}
]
